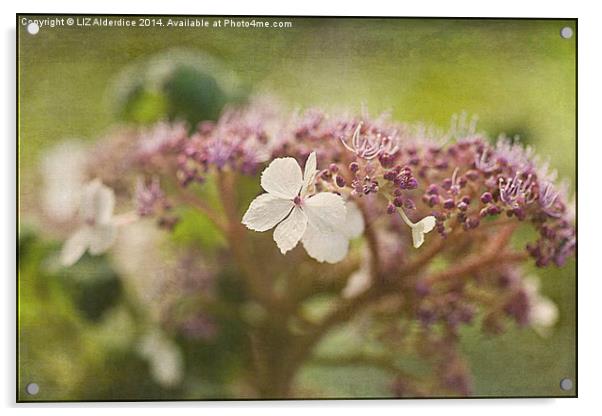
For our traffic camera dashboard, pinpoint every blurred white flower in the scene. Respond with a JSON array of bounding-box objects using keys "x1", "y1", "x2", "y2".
[
  {"x1": 112, "y1": 221, "x2": 168, "y2": 310},
  {"x1": 41, "y1": 141, "x2": 88, "y2": 221},
  {"x1": 524, "y1": 276, "x2": 559, "y2": 337},
  {"x1": 138, "y1": 330, "x2": 183, "y2": 388},
  {"x1": 342, "y1": 260, "x2": 371, "y2": 299},
  {"x1": 60, "y1": 179, "x2": 118, "y2": 266},
  {"x1": 242, "y1": 152, "x2": 364, "y2": 263}
]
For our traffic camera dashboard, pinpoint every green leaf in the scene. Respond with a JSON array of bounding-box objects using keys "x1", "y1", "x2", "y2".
[{"x1": 171, "y1": 208, "x2": 226, "y2": 250}]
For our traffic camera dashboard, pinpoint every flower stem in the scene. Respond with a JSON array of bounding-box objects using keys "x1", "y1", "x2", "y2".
[
  {"x1": 216, "y1": 171, "x2": 280, "y2": 310},
  {"x1": 397, "y1": 207, "x2": 415, "y2": 228}
]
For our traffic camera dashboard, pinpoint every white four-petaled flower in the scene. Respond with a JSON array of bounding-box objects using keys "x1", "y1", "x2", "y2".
[
  {"x1": 242, "y1": 152, "x2": 364, "y2": 263},
  {"x1": 60, "y1": 179, "x2": 118, "y2": 266}
]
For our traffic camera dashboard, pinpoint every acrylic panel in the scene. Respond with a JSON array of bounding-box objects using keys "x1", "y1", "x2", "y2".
[{"x1": 17, "y1": 15, "x2": 577, "y2": 401}]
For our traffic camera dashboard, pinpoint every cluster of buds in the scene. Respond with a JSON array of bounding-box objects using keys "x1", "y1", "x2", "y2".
[
  {"x1": 123, "y1": 100, "x2": 575, "y2": 268},
  {"x1": 134, "y1": 177, "x2": 178, "y2": 231}
]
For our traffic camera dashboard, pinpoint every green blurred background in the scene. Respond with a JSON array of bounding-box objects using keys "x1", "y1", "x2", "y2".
[{"x1": 18, "y1": 17, "x2": 576, "y2": 400}]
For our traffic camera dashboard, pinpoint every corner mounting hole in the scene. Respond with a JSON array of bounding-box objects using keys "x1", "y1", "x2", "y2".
[
  {"x1": 27, "y1": 22, "x2": 40, "y2": 35},
  {"x1": 26, "y1": 382, "x2": 39, "y2": 395},
  {"x1": 560, "y1": 26, "x2": 573, "y2": 39},
  {"x1": 560, "y1": 378, "x2": 573, "y2": 391}
]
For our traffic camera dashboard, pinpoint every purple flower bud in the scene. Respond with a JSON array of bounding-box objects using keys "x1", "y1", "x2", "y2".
[
  {"x1": 462, "y1": 217, "x2": 480, "y2": 230},
  {"x1": 457, "y1": 201, "x2": 468, "y2": 211},
  {"x1": 404, "y1": 198, "x2": 416, "y2": 210},
  {"x1": 335, "y1": 175, "x2": 346, "y2": 188},
  {"x1": 379, "y1": 153, "x2": 396, "y2": 168},
  {"x1": 427, "y1": 195, "x2": 440, "y2": 207},
  {"x1": 426, "y1": 184, "x2": 439, "y2": 195},
  {"x1": 461, "y1": 195, "x2": 471, "y2": 205},
  {"x1": 433, "y1": 211, "x2": 446, "y2": 222},
  {"x1": 468, "y1": 217, "x2": 480, "y2": 228},
  {"x1": 480, "y1": 192, "x2": 493, "y2": 204},
  {"x1": 442, "y1": 178, "x2": 453, "y2": 190},
  {"x1": 513, "y1": 207, "x2": 526, "y2": 221},
  {"x1": 393, "y1": 196, "x2": 404, "y2": 207},
  {"x1": 487, "y1": 205, "x2": 501, "y2": 215},
  {"x1": 351, "y1": 178, "x2": 363, "y2": 195},
  {"x1": 540, "y1": 226, "x2": 556, "y2": 239},
  {"x1": 443, "y1": 199, "x2": 455, "y2": 209},
  {"x1": 362, "y1": 179, "x2": 379, "y2": 195},
  {"x1": 349, "y1": 162, "x2": 359, "y2": 173},
  {"x1": 387, "y1": 203, "x2": 396, "y2": 214},
  {"x1": 383, "y1": 170, "x2": 397, "y2": 181},
  {"x1": 329, "y1": 163, "x2": 339, "y2": 173},
  {"x1": 406, "y1": 177, "x2": 418, "y2": 189}
]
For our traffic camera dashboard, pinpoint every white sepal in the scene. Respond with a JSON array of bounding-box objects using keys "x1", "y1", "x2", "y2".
[
  {"x1": 410, "y1": 216, "x2": 436, "y2": 248},
  {"x1": 242, "y1": 193, "x2": 294, "y2": 232},
  {"x1": 301, "y1": 222, "x2": 350, "y2": 264},
  {"x1": 273, "y1": 206, "x2": 307, "y2": 254},
  {"x1": 260, "y1": 157, "x2": 303, "y2": 199},
  {"x1": 301, "y1": 151, "x2": 317, "y2": 197}
]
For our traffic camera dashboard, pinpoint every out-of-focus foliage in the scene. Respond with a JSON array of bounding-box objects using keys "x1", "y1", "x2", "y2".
[{"x1": 111, "y1": 50, "x2": 249, "y2": 125}]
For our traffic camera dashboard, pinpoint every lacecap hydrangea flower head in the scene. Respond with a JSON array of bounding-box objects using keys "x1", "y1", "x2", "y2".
[{"x1": 64, "y1": 98, "x2": 576, "y2": 306}]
